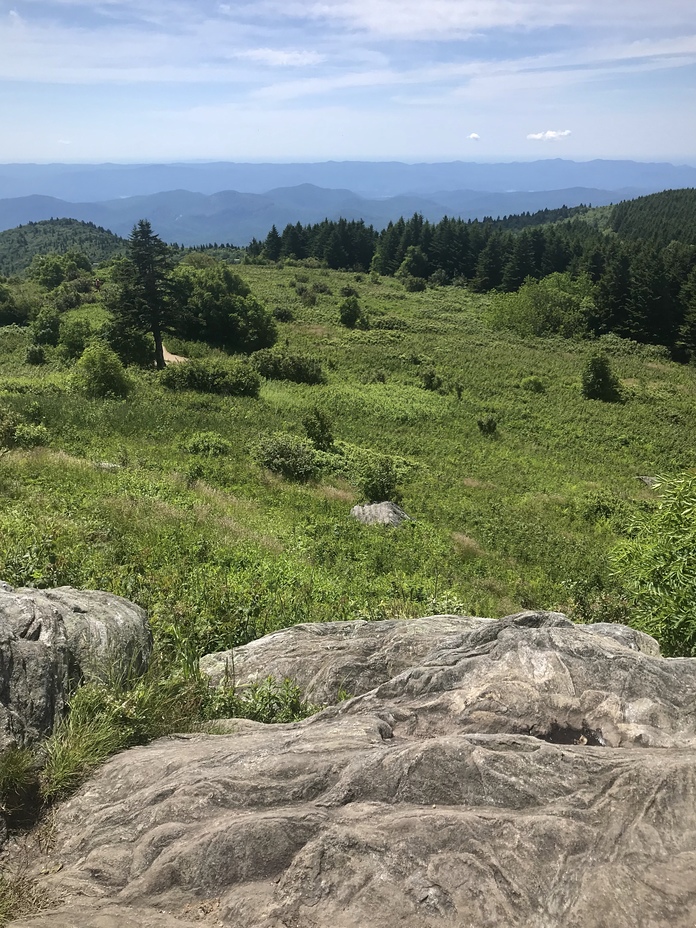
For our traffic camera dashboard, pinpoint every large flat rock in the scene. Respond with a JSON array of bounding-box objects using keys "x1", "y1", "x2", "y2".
[{"x1": 9, "y1": 613, "x2": 696, "y2": 928}]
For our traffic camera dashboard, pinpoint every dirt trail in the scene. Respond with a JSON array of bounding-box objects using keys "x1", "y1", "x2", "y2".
[{"x1": 162, "y1": 346, "x2": 187, "y2": 364}]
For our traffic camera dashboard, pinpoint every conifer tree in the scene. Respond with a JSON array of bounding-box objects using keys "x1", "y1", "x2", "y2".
[{"x1": 108, "y1": 219, "x2": 174, "y2": 370}]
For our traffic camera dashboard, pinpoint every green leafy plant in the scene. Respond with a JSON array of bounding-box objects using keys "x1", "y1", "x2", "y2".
[
  {"x1": 0, "y1": 406, "x2": 21, "y2": 448},
  {"x1": 612, "y1": 474, "x2": 696, "y2": 655},
  {"x1": 360, "y1": 454, "x2": 401, "y2": 503},
  {"x1": 24, "y1": 344, "x2": 45, "y2": 366},
  {"x1": 477, "y1": 415, "x2": 497, "y2": 436},
  {"x1": 160, "y1": 358, "x2": 260, "y2": 397},
  {"x1": 252, "y1": 347, "x2": 326, "y2": 385},
  {"x1": 339, "y1": 295, "x2": 363, "y2": 329},
  {"x1": 72, "y1": 343, "x2": 132, "y2": 399},
  {"x1": 203, "y1": 676, "x2": 319, "y2": 724},
  {"x1": 255, "y1": 432, "x2": 317, "y2": 482},
  {"x1": 521, "y1": 376, "x2": 546, "y2": 393},
  {"x1": 581, "y1": 353, "x2": 622, "y2": 402},
  {"x1": 302, "y1": 407, "x2": 334, "y2": 451},
  {"x1": 13, "y1": 423, "x2": 49, "y2": 448},
  {"x1": 185, "y1": 431, "x2": 232, "y2": 456}
]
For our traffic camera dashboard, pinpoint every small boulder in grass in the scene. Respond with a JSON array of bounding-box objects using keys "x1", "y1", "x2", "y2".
[{"x1": 350, "y1": 501, "x2": 412, "y2": 527}]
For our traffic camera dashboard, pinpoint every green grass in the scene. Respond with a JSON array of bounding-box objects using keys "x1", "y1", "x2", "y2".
[
  {"x1": 3, "y1": 265, "x2": 696, "y2": 646},
  {"x1": 3, "y1": 262, "x2": 696, "y2": 924}
]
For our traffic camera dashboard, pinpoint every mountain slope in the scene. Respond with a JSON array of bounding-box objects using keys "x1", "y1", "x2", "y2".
[
  {"x1": 610, "y1": 188, "x2": 696, "y2": 246},
  {"x1": 0, "y1": 218, "x2": 125, "y2": 275}
]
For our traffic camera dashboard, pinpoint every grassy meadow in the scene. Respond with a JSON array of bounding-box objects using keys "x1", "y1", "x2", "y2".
[{"x1": 2, "y1": 262, "x2": 694, "y2": 666}]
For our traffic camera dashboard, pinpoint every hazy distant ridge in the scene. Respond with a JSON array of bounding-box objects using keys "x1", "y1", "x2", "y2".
[
  {"x1": 0, "y1": 184, "x2": 646, "y2": 246},
  {"x1": 0, "y1": 158, "x2": 695, "y2": 201}
]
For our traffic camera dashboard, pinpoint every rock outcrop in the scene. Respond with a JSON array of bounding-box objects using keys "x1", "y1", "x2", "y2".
[
  {"x1": 10, "y1": 612, "x2": 696, "y2": 928},
  {"x1": 0, "y1": 583, "x2": 151, "y2": 751},
  {"x1": 349, "y1": 501, "x2": 411, "y2": 526},
  {"x1": 200, "y1": 613, "x2": 492, "y2": 704}
]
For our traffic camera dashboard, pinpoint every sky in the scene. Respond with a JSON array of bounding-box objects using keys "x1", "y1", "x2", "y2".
[{"x1": 1, "y1": 0, "x2": 695, "y2": 163}]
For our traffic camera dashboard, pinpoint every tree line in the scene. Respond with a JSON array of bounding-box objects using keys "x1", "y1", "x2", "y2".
[{"x1": 250, "y1": 200, "x2": 696, "y2": 356}]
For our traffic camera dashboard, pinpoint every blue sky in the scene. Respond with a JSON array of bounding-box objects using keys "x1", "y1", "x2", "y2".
[{"x1": 1, "y1": 0, "x2": 695, "y2": 163}]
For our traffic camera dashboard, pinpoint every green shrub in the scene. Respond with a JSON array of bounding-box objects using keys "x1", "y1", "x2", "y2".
[
  {"x1": 296, "y1": 284, "x2": 317, "y2": 307},
  {"x1": 255, "y1": 432, "x2": 317, "y2": 481},
  {"x1": 24, "y1": 344, "x2": 45, "y2": 366},
  {"x1": 612, "y1": 474, "x2": 696, "y2": 656},
  {"x1": 252, "y1": 347, "x2": 326, "y2": 385},
  {"x1": 30, "y1": 307, "x2": 61, "y2": 347},
  {"x1": 339, "y1": 296, "x2": 363, "y2": 328},
  {"x1": 303, "y1": 407, "x2": 334, "y2": 451},
  {"x1": 521, "y1": 376, "x2": 546, "y2": 393},
  {"x1": 203, "y1": 676, "x2": 319, "y2": 724},
  {"x1": 400, "y1": 274, "x2": 427, "y2": 292},
  {"x1": 185, "y1": 431, "x2": 232, "y2": 456},
  {"x1": 360, "y1": 454, "x2": 401, "y2": 503},
  {"x1": 272, "y1": 306, "x2": 295, "y2": 322},
  {"x1": 13, "y1": 423, "x2": 49, "y2": 448},
  {"x1": 477, "y1": 416, "x2": 497, "y2": 436},
  {"x1": 581, "y1": 353, "x2": 622, "y2": 402},
  {"x1": 160, "y1": 359, "x2": 260, "y2": 397},
  {"x1": 0, "y1": 407, "x2": 21, "y2": 448},
  {"x1": 100, "y1": 317, "x2": 154, "y2": 367},
  {"x1": 59, "y1": 317, "x2": 93, "y2": 360},
  {"x1": 73, "y1": 343, "x2": 132, "y2": 399},
  {"x1": 420, "y1": 367, "x2": 444, "y2": 392}
]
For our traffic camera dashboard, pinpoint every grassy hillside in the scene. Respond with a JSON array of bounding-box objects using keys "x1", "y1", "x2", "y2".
[
  {"x1": 2, "y1": 263, "x2": 694, "y2": 663},
  {"x1": 0, "y1": 218, "x2": 125, "y2": 276}
]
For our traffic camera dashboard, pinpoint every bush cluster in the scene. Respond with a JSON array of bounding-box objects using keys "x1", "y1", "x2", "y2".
[
  {"x1": 72, "y1": 344, "x2": 132, "y2": 399},
  {"x1": 255, "y1": 432, "x2": 317, "y2": 481},
  {"x1": 0, "y1": 406, "x2": 49, "y2": 449},
  {"x1": 160, "y1": 359, "x2": 261, "y2": 397},
  {"x1": 184, "y1": 431, "x2": 232, "y2": 456},
  {"x1": 581, "y1": 353, "x2": 622, "y2": 402},
  {"x1": 251, "y1": 348, "x2": 326, "y2": 385}
]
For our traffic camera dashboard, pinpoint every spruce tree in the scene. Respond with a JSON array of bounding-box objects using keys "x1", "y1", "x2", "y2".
[{"x1": 109, "y1": 220, "x2": 173, "y2": 370}]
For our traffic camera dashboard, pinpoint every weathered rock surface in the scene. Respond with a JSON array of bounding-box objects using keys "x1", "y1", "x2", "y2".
[
  {"x1": 10, "y1": 612, "x2": 696, "y2": 928},
  {"x1": 349, "y1": 501, "x2": 411, "y2": 526},
  {"x1": 200, "y1": 613, "x2": 493, "y2": 704},
  {"x1": 0, "y1": 583, "x2": 151, "y2": 751}
]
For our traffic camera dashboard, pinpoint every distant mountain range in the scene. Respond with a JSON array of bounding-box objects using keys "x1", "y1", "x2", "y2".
[
  {"x1": 1, "y1": 159, "x2": 696, "y2": 200},
  {"x1": 0, "y1": 184, "x2": 647, "y2": 247},
  {"x1": 0, "y1": 158, "x2": 694, "y2": 246}
]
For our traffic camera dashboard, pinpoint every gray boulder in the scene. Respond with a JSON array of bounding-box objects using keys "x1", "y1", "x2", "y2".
[
  {"x1": 350, "y1": 501, "x2": 411, "y2": 526},
  {"x1": 10, "y1": 612, "x2": 696, "y2": 928},
  {"x1": 0, "y1": 583, "x2": 151, "y2": 751}
]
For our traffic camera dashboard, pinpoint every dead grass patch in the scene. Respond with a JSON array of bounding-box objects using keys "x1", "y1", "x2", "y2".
[
  {"x1": 452, "y1": 533, "x2": 483, "y2": 558},
  {"x1": 319, "y1": 484, "x2": 358, "y2": 503}
]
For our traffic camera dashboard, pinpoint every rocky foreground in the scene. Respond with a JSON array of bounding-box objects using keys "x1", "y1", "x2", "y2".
[{"x1": 8, "y1": 610, "x2": 696, "y2": 927}]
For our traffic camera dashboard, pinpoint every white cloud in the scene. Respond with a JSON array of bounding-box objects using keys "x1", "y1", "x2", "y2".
[
  {"x1": 253, "y1": 0, "x2": 696, "y2": 41},
  {"x1": 237, "y1": 47, "x2": 324, "y2": 67},
  {"x1": 468, "y1": 132, "x2": 480, "y2": 140},
  {"x1": 527, "y1": 129, "x2": 572, "y2": 141}
]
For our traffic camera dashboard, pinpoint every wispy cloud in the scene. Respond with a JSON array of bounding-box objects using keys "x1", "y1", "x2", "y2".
[
  {"x1": 1, "y1": 0, "x2": 695, "y2": 161},
  {"x1": 527, "y1": 129, "x2": 572, "y2": 141},
  {"x1": 236, "y1": 48, "x2": 325, "y2": 68}
]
